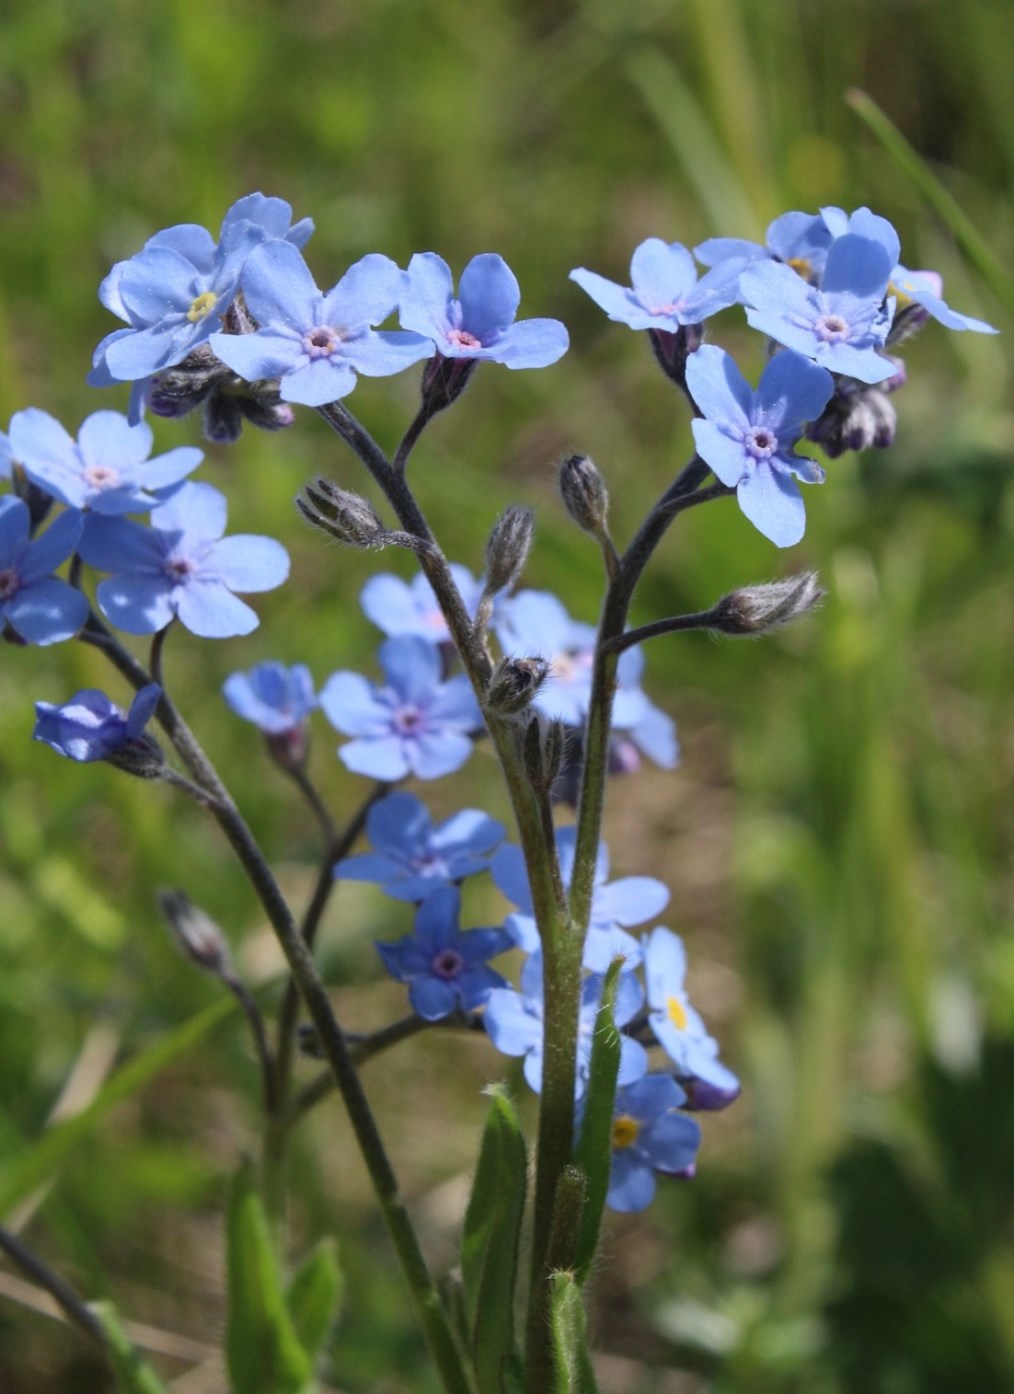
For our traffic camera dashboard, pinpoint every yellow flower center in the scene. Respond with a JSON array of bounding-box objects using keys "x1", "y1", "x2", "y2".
[
  {"x1": 786, "y1": 256, "x2": 812, "y2": 279},
  {"x1": 611, "y1": 1115, "x2": 640, "y2": 1150},
  {"x1": 888, "y1": 280, "x2": 914, "y2": 310},
  {"x1": 666, "y1": 995, "x2": 688, "y2": 1032},
  {"x1": 187, "y1": 291, "x2": 218, "y2": 323}
]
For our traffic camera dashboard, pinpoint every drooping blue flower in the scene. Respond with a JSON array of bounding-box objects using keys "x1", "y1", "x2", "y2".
[
  {"x1": 644, "y1": 928, "x2": 740, "y2": 1108},
  {"x1": 695, "y1": 210, "x2": 834, "y2": 281},
  {"x1": 0, "y1": 498, "x2": 89, "y2": 645},
  {"x1": 599, "y1": 1075, "x2": 702, "y2": 1212},
  {"x1": 739, "y1": 234, "x2": 896, "y2": 383},
  {"x1": 9, "y1": 409, "x2": 202, "y2": 515},
  {"x1": 359, "y1": 564, "x2": 483, "y2": 644},
  {"x1": 319, "y1": 635, "x2": 483, "y2": 781},
  {"x1": 375, "y1": 885, "x2": 513, "y2": 1021},
  {"x1": 570, "y1": 239, "x2": 741, "y2": 331},
  {"x1": 33, "y1": 683, "x2": 162, "y2": 763},
  {"x1": 686, "y1": 344, "x2": 834, "y2": 547},
  {"x1": 222, "y1": 661, "x2": 317, "y2": 733},
  {"x1": 78, "y1": 480, "x2": 289, "y2": 638},
  {"x1": 209, "y1": 241, "x2": 432, "y2": 407},
  {"x1": 399, "y1": 253, "x2": 568, "y2": 369},
  {"x1": 335, "y1": 791, "x2": 504, "y2": 902},
  {"x1": 492, "y1": 825, "x2": 667, "y2": 973},
  {"x1": 484, "y1": 952, "x2": 648, "y2": 1097}
]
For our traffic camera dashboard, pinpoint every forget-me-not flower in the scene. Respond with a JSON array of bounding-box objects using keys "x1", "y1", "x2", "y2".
[
  {"x1": 210, "y1": 241, "x2": 432, "y2": 407},
  {"x1": 360, "y1": 564, "x2": 483, "y2": 644},
  {"x1": 484, "y1": 952, "x2": 648, "y2": 1097},
  {"x1": 399, "y1": 253, "x2": 569, "y2": 368},
  {"x1": 33, "y1": 684, "x2": 162, "y2": 763},
  {"x1": 375, "y1": 886, "x2": 512, "y2": 1021},
  {"x1": 9, "y1": 409, "x2": 202, "y2": 515},
  {"x1": 493, "y1": 826, "x2": 668, "y2": 973},
  {"x1": 335, "y1": 791, "x2": 504, "y2": 902},
  {"x1": 645, "y1": 928, "x2": 740, "y2": 1107},
  {"x1": 79, "y1": 480, "x2": 289, "y2": 638},
  {"x1": 570, "y1": 239, "x2": 741, "y2": 331},
  {"x1": 0, "y1": 498, "x2": 88, "y2": 645},
  {"x1": 695, "y1": 210, "x2": 834, "y2": 282},
  {"x1": 320, "y1": 635, "x2": 483, "y2": 781},
  {"x1": 222, "y1": 661, "x2": 317, "y2": 733},
  {"x1": 598, "y1": 1075, "x2": 702, "y2": 1212},
  {"x1": 686, "y1": 344, "x2": 834, "y2": 547}
]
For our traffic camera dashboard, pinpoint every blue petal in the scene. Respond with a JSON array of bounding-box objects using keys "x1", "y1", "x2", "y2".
[
  {"x1": 414, "y1": 886, "x2": 460, "y2": 948},
  {"x1": 322, "y1": 253, "x2": 405, "y2": 328},
  {"x1": 345, "y1": 330, "x2": 433, "y2": 377},
  {"x1": 629, "y1": 239, "x2": 697, "y2": 307},
  {"x1": 690, "y1": 419, "x2": 749, "y2": 488},
  {"x1": 367, "y1": 793, "x2": 432, "y2": 853},
  {"x1": 595, "y1": 875, "x2": 669, "y2": 927},
  {"x1": 210, "y1": 329, "x2": 304, "y2": 383},
  {"x1": 408, "y1": 730, "x2": 474, "y2": 780},
  {"x1": 607, "y1": 1150, "x2": 656, "y2": 1213},
  {"x1": 493, "y1": 319, "x2": 569, "y2": 369},
  {"x1": 684, "y1": 345, "x2": 753, "y2": 427},
  {"x1": 693, "y1": 236, "x2": 765, "y2": 267},
  {"x1": 755, "y1": 351, "x2": 834, "y2": 432},
  {"x1": 210, "y1": 535, "x2": 289, "y2": 593},
  {"x1": 155, "y1": 481, "x2": 227, "y2": 547},
  {"x1": 20, "y1": 508, "x2": 84, "y2": 581},
  {"x1": 340, "y1": 734, "x2": 410, "y2": 780},
  {"x1": 5, "y1": 578, "x2": 89, "y2": 645},
  {"x1": 569, "y1": 267, "x2": 645, "y2": 326},
  {"x1": 117, "y1": 248, "x2": 200, "y2": 322},
  {"x1": 319, "y1": 672, "x2": 387, "y2": 736},
  {"x1": 78, "y1": 410, "x2": 154, "y2": 471},
  {"x1": 241, "y1": 240, "x2": 321, "y2": 330},
  {"x1": 820, "y1": 234, "x2": 892, "y2": 302},
  {"x1": 175, "y1": 579, "x2": 260, "y2": 637},
  {"x1": 458, "y1": 254, "x2": 521, "y2": 340},
  {"x1": 281, "y1": 358, "x2": 358, "y2": 406},
  {"x1": 378, "y1": 636, "x2": 441, "y2": 703},
  {"x1": 645, "y1": 927, "x2": 688, "y2": 1007},
  {"x1": 399, "y1": 253, "x2": 453, "y2": 337},
  {"x1": 410, "y1": 977, "x2": 459, "y2": 1021},
  {"x1": 737, "y1": 462, "x2": 806, "y2": 548},
  {"x1": 79, "y1": 514, "x2": 164, "y2": 575},
  {"x1": 96, "y1": 574, "x2": 174, "y2": 634}
]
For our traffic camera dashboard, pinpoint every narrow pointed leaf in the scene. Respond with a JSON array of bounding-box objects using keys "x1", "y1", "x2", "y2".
[
  {"x1": 286, "y1": 1238, "x2": 343, "y2": 1363},
  {"x1": 92, "y1": 1302, "x2": 169, "y2": 1394},
  {"x1": 549, "y1": 1273, "x2": 599, "y2": 1394},
  {"x1": 573, "y1": 960, "x2": 623, "y2": 1283}
]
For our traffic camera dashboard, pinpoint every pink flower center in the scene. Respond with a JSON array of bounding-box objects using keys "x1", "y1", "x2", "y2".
[
  {"x1": 302, "y1": 326, "x2": 342, "y2": 359},
  {"x1": 83, "y1": 465, "x2": 121, "y2": 491},
  {"x1": 0, "y1": 567, "x2": 19, "y2": 601},
  {"x1": 394, "y1": 705, "x2": 424, "y2": 735},
  {"x1": 431, "y1": 948, "x2": 465, "y2": 980},
  {"x1": 166, "y1": 557, "x2": 196, "y2": 584},
  {"x1": 646, "y1": 300, "x2": 686, "y2": 317},
  {"x1": 815, "y1": 313, "x2": 850, "y2": 344},
  {"x1": 446, "y1": 328, "x2": 482, "y2": 350},
  {"x1": 744, "y1": 426, "x2": 777, "y2": 459}
]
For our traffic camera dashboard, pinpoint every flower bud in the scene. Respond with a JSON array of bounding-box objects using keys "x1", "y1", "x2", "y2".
[
  {"x1": 806, "y1": 380, "x2": 898, "y2": 458},
  {"x1": 709, "y1": 571, "x2": 823, "y2": 636},
  {"x1": 420, "y1": 352, "x2": 478, "y2": 414},
  {"x1": 523, "y1": 713, "x2": 566, "y2": 790},
  {"x1": 486, "y1": 656, "x2": 549, "y2": 716},
  {"x1": 156, "y1": 889, "x2": 232, "y2": 978},
  {"x1": 680, "y1": 1075, "x2": 741, "y2": 1112},
  {"x1": 148, "y1": 344, "x2": 231, "y2": 419},
  {"x1": 105, "y1": 732, "x2": 167, "y2": 778},
  {"x1": 297, "y1": 479, "x2": 389, "y2": 548},
  {"x1": 559, "y1": 454, "x2": 608, "y2": 534},
  {"x1": 484, "y1": 506, "x2": 535, "y2": 594},
  {"x1": 649, "y1": 323, "x2": 705, "y2": 387}
]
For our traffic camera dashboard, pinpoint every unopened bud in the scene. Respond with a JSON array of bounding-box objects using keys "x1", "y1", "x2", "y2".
[
  {"x1": 202, "y1": 391, "x2": 244, "y2": 444},
  {"x1": 298, "y1": 479, "x2": 389, "y2": 548},
  {"x1": 559, "y1": 454, "x2": 608, "y2": 534},
  {"x1": 523, "y1": 712, "x2": 566, "y2": 790},
  {"x1": 420, "y1": 352, "x2": 478, "y2": 414},
  {"x1": 710, "y1": 571, "x2": 823, "y2": 636},
  {"x1": 649, "y1": 323, "x2": 705, "y2": 387},
  {"x1": 156, "y1": 889, "x2": 232, "y2": 978},
  {"x1": 486, "y1": 656, "x2": 549, "y2": 716},
  {"x1": 106, "y1": 733, "x2": 167, "y2": 779},
  {"x1": 484, "y1": 506, "x2": 535, "y2": 595},
  {"x1": 148, "y1": 345, "x2": 231, "y2": 419},
  {"x1": 806, "y1": 380, "x2": 898, "y2": 459}
]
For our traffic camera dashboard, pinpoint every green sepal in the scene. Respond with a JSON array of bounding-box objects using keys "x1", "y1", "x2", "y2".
[
  {"x1": 226, "y1": 1160, "x2": 315, "y2": 1394},
  {"x1": 92, "y1": 1301, "x2": 169, "y2": 1394},
  {"x1": 549, "y1": 1272, "x2": 599, "y2": 1394},
  {"x1": 573, "y1": 958, "x2": 623, "y2": 1282},
  {"x1": 460, "y1": 1085, "x2": 527, "y2": 1393},
  {"x1": 286, "y1": 1237, "x2": 343, "y2": 1364}
]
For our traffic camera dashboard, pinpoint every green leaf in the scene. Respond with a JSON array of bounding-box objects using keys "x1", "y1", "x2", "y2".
[
  {"x1": 226, "y1": 1161, "x2": 314, "y2": 1394},
  {"x1": 0, "y1": 997, "x2": 236, "y2": 1216},
  {"x1": 92, "y1": 1302, "x2": 169, "y2": 1394},
  {"x1": 573, "y1": 960, "x2": 623, "y2": 1283},
  {"x1": 460, "y1": 1085, "x2": 527, "y2": 1394},
  {"x1": 846, "y1": 88, "x2": 1014, "y2": 315},
  {"x1": 286, "y1": 1238, "x2": 343, "y2": 1363},
  {"x1": 549, "y1": 1273, "x2": 599, "y2": 1394}
]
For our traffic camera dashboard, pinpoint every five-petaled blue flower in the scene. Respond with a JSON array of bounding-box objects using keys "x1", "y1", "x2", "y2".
[
  {"x1": 335, "y1": 791, "x2": 504, "y2": 902},
  {"x1": 694, "y1": 209, "x2": 834, "y2": 282},
  {"x1": 0, "y1": 498, "x2": 89, "y2": 645},
  {"x1": 484, "y1": 952, "x2": 648, "y2": 1097},
  {"x1": 319, "y1": 635, "x2": 483, "y2": 781},
  {"x1": 599, "y1": 1075, "x2": 702, "y2": 1212},
  {"x1": 375, "y1": 886, "x2": 513, "y2": 1021},
  {"x1": 644, "y1": 928, "x2": 740, "y2": 1109},
  {"x1": 493, "y1": 825, "x2": 668, "y2": 973},
  {"x1": 33, "y1": 683, "x2": 162, "y2": 763},
  {"x1": 210, "y1": 241, "x2": 432, "y2": 407},
  {"x1": 222, "y1": 661, "x2": 317, "y2": 733},
  {"x1": 79, "y1": 480, "x2": 290, "y2": 638},
  {"x1": 9, "y1": 409, "x2": 202, "y2": 515},
  {"x1": 399, "y1": 253, "x2": 569, "y2": 368},
  {"x1": 570, "y1": 239, "x2": 741, "y2": 331},
  {"x1": 360, "y1": 564, "x2": 483, "y2": 645},
  {"x1": 686, "y1": 344, "x2": 834, "y2": 547}
]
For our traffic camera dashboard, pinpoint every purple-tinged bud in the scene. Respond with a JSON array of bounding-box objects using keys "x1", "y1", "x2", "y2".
[
  {"x1": 608, "y1": 735, "x2": 642, "y2": 776},
  {"x1": 662, "y1": 1161, "x2": 698, "y2": 1180},
  {"x1": 680, "y1": 1075, "x2": 741, "y2": 1112},
  {"x1": 649, "y1": 323, "x2": 705, "y2": 388},
  {"x1": 203, "y1": 391, "x2": 244, "y2": 444},
  {"x1": 559, "y1": 454, "x2": 609, "y2": 535},
  {"x1": 709, "y1": 571, "x2": 823, "y2": 637},
  {"x1": 298, "y1": 479, "x2": 389, "y2": 548},
  {"x1": 148, "y1": 344, "x2": 231, "y2": 419},
  {"x1": 420, "y1": 352, "x2": 478, "y2": 414},
  {"x1": 486, "y1": 656, "x2": 549, "y2": 716},
  {"x1": 265, "y1": 724, "x2": 310, "y2": 772},
  {"x1": 806, "y1": 382, "x2": 898, "y2": 459},
  {"x1": 484, "y1": 506, "x2": 535, "y2": 595},
  {"x1": 156, "y1": 889, "x2": 232, "y2": 979}
]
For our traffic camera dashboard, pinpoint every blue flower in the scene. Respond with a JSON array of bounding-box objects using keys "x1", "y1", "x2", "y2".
[
  {"x1": 78, "y1": 481, "x2": 289, "y2": 638},
  {"x1": 570, "y1": 238, "x2": 741, "y2": 331},
  {"x1": 399, "y1": 253, "x2": 569, "y2": 369},
  {"x1": 600, "y1": 1075, "x2": 702, "y2": 1212},
  {"x1": 375, "y1": 886, "x2": 512, "y2": 1020},
  {"x1": 686, "y1": 344, "x2": 834, "y2": 547},
  {"x1": 739, "y1": 234, "x2": 896, "y2": 384},
  {"x1": 335, "y1": 791, "x2": 504, "y2": 902},
  {"x1": 644, "y1": 928, "x2": 740, "y2": 1107},
  {"x1": 0, "y1": 498, "x2": 89, "y2": 645},
  {"x1": 359, "y1": 564, "x2": 483, "y2": 644},
  {"x1": 9, "y1": 409, "x2": 202, "y2": 515},
  {"x1": 0, "y1": 430, "x2": 13, "y2": 479},
  {"x1": 33, "y1": 683, "x2": 161, "y2": 763},
  {"x1": 222, "y1": 661, "x2": 317, "y2": 733},
  {"x1": 484, "y1": 952, "x2": 648, "y2": 1097},
  {"x1": 319, "y1": 635, "x2": 483, "y2": 781},
  {"x1": 209, "y1": 241, "x2": 432, "y2": 407},
  {"x1": 492, "y1": 826, "x2": 668, "y2": 973},
  {"x1": 695, "y1": 210, "x2": 834, "y2": 281}
]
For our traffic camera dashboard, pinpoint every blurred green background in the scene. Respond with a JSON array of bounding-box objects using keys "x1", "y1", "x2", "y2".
[{"x1": 1, "y1": 1, "x2": 1012, "y2": 1390}]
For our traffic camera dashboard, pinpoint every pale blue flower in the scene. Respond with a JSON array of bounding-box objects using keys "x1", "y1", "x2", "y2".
[
  {"x1": 33, "y1": 684, "x2": 161, "y2": 763},
  {"x1": 645, "y1": 928, "x2": 740, "y2": 1106},
  {"x1": 222, "y1": 661, "x2": 316, "y2": 733},
  {"x1": 359, "y1": 564, "x2": 483, "y2": 644},
  {"x1": 570, "y1": 239, "x2": 741, "y2": 331}
]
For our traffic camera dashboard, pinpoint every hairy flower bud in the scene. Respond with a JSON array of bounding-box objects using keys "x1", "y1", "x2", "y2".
[
  {"x1": 105, "y1": 732, "x2": 167, "y2": 778},
  {"x1": 298, "y1": 479, "x2": 389, "y2": 548},
  {"x1": 156, "y1": 889, "x2": 232, "y2": 978},
  {"x1": 806, "y1": 379, "x2": 899, "y2": 459},
  {"x1": 523, "y1": 712, "x2": 567, "y2": 790},
  {"x1": 559, "y1": 453, "x2": 609, "y2": 534},
  {"x1": 484, "y1": 506, "x2": 535, "y2": 595},
  {"x1": 649, "y1": 323, "x2": 705, "y2": 388},
  {"x1": 486, "y1": 655, "x2": 549, "y2": 715},
  {"x1": 710, "y1": 571, "x2": 823, "y2": 636},
  {"x1": 148, "y1": 344, "x2": 232, "y2": 419},
  {"x1": 419, "y1": 352, "x2": 479, "y2": 414}
]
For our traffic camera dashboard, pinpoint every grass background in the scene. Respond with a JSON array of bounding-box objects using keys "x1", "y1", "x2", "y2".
[{"x1": 0, "y1": 1, "x2": 1011, "y2": 1390}]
